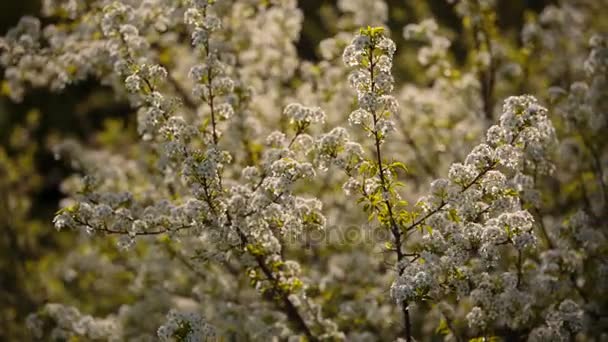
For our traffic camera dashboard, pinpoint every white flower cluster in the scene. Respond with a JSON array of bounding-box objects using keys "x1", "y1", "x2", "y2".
[
  {"x1": 343, "y1": 28, "x2": 398, "y2": 144},
  {"x1": 403, "y1": 19, "x2": 452, "y2": 77},
  {"x1": 390, "y1": 96, "x2": 557, "y2": 331},
  {"x1": 26, "y1": 303, "x2": 120, "y2": 341},
  {"x1": 284, "y1": 103, "x2": 326, "y2": 129},
  {"x1": 0, "y1": 15, "x2": 106, "y2": 100},
  {"x1": 237, "y1": 0, "x2": 303, "y2": 84},
  {"x1": 337, "y1": 0, "x2": 388, "y2": 27},
  {"x1": 185, "y1": 0, "x2": 236, "y2": 145},
  {"x1": 528, "y1": 300, "x2": 584, "y2": 341},
  {"x1": 42, "y1": 0, "x2": 85, "y2": 19},
  {"x1": 550, "y1": 35, "x2": 607, "y2": 152},
  {"x1": 157, "y1": 310, "x2": 216, "y2": 341},
  {"x1": 314, "y1": 127, "x2": 365, "y2": 172}
]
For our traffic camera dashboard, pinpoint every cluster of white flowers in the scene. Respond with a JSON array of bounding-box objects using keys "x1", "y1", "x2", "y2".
[
  {"x1": 157, "y1": 310, "x2": 216, "y2": 341},
  {"x1": 337, "y1": 0, "x2": 387, "y2": 28},
  {"x1": 26, "y1": 303, "x2": 120, "y2": 340},
  {"x1": 343, "y1": 28, "x2": 398, "y2": 143},
  {"x1": 0, "y1": 14, "x2": 105, "y2": 100},
  {"x1": 528, "y1": 299, "x2": 584, "y2": 342},
  {"x1": 41, "y1": 0, "x2": 79, "y2": 18},
  {"x1": 403, "y1": 19, "x2": 452, "y2": 77},
  {"x1": 185, "y1": 0, "x2": 236, "y2": 143},
  {"x1": 389, "y1": 95, "x2": 558, "y2": 337},
  {"x1": 284, "y1": 103, "x2": 326, "y2": 128}
]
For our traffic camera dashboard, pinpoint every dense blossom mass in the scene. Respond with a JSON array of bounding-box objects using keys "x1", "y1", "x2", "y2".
[{"x1": 0, "y1": 0, "x2": 606, "y2": 341}]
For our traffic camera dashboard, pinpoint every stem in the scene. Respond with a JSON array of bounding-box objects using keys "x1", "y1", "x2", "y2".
[
  {"x1": 479, "y1": 54, "x2": 495, "y2": 123},
  {"x1": 367, "y1": 46, "x2": 404, "y2": 262},
  {"x1": 470, "y1": 0, "x2": 495, "y2": 124},
  {"x1": 164, "y1": 242, "x2": 208, "y2": 281},
  {"x1": 368, "y1": 44, "x2": 411, "y2": 342},
  {"x1": 394, "y1": 115, "x2": 438, "y2": 178},
  {"x1": 406, "y1": 163, "x2": 496, "y2": 233},
  {"x1": 445, "y1": 317, "x2": 463, "y2": 342},
  {"x1": 234, "y1": 59, "x2": 256, "y2": 165},
  {"x1": 288, "y1": 125, "x2": 306, "y2": 148},
  {"x1": 516, "y1": 250, "x2": 522, "y2": 289},
  {"x1": 194, "y1": 91, "x2": 316, "y2": 339},
  {"x1": 402, "y1": 303, "x2": 412, "y2": 341},
  {"x1": 198, "y1": 173, "x2": 317, "y2": 339},
  {"x1": 533, "y1": 206, "x2": 554, "y2": 249},
  {"x1": 233, "y1": 226, "x2": 317, "y2": 341},
  {"x1": 203, "y1": 41, "x2": 219, "y2": 146},
  {"x1": 580, "y1": 132, "x2": 607, "y2": 209},
  {"x1": 166, "y1": 71, "x2": 198, "y2": 111}
]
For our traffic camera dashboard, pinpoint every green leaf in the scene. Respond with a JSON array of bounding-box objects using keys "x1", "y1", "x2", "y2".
[
  {"x1": 448, "y1": 208, "x2": 461, "y2": 223},
  {"x1": 389, "y1": 161, "x2": 408, "y2": 173}
]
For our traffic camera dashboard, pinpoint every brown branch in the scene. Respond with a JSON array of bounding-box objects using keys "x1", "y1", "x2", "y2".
[{"x1": 367, "y1": 42, "x2": 411, "y2": 342}]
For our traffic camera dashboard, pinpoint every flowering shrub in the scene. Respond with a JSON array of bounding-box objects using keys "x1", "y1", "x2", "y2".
[{"x1": 1, "y1": 0, "x2": 606, "y2": 341}]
